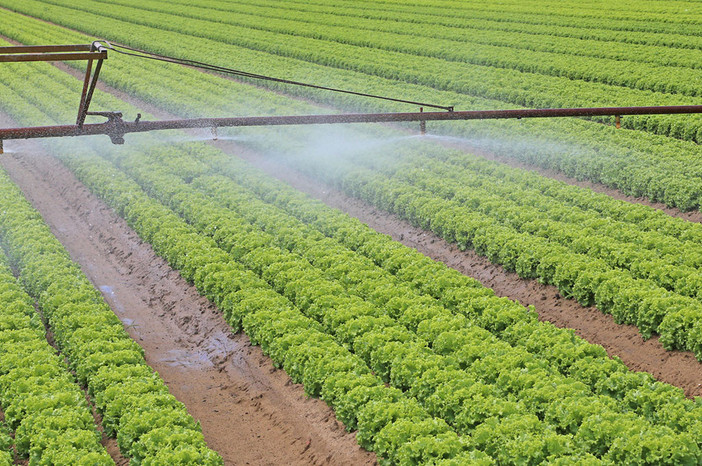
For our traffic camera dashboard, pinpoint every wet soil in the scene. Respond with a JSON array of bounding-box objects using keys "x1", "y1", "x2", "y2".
[{"x1": 0, "y1": 114, "x2": 376, "y2": 466}]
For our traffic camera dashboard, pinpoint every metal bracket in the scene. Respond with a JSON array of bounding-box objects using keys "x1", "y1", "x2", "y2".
[{"x1": 86, "y1": 111, "x2": 125, "y2": 144}]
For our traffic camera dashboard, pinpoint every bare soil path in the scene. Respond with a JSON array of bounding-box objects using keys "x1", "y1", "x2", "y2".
[{"x1": 0, "y1": 114, "x2": 376, "y2": 466}]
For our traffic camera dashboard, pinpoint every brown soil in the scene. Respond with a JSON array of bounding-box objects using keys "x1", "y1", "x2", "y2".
[{"x1": 0, "y1": 114, "x2": 376, "y2": 466}]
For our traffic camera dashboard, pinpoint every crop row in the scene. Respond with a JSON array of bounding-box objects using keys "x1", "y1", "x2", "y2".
[
  {"x1": 11, "y1": 0, "x2": 702, "y2": 144},
  {"x1": 0, "y1": 245, "x2": 108, "y2": 464},
  {"x1": 5, "y1": 7, "x2": 702, "y2": 214},
  {"x1": 69, "y1": 0, "x2": 702, "y2": 98}
]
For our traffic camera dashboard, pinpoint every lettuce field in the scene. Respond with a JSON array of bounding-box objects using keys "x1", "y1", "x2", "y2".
[{"x1": 1, "y1": 0, "x2": 702, "y2": 464}]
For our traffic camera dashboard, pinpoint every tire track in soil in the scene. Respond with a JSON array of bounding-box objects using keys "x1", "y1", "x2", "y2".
[{"x1": 0, "y1": 114, "x2": 376, "y2": 466}]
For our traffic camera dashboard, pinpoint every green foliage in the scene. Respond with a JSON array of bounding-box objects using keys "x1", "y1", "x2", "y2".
[{"x1": 0, "y1": 171, "x2": 221, "y2": 463}]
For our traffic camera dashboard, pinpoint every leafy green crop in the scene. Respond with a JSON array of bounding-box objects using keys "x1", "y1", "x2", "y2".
[
  {"x1": 2, "y1": 5, "x2": 702, "y2": 463},
  {"x1": 0, "y1": 170, "x2": 221, "y2": 463},
  {"x1": 0, "y1": 251, "x2": 110, "y2": 463}
]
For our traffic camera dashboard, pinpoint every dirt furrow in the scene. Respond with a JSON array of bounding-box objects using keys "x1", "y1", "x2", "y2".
[{"x1": 0, "y1": 114, "x2": 375, "y2": 465}]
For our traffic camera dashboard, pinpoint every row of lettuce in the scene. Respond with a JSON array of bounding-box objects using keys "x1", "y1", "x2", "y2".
[
  {"x1": 0, "y1": 245, "x2": 106, "y2": 464},
  {"x1": 5, "y1": 14, "x2": 702, "y2": 353},
  {"x1": 4, "y1": 7, "x2": 702, "y2": 215},
  {"x1": 0, "y1": 173, "x2": 222, "y2": 464},
  {"x1": 61, "y1": 0, "x2": 702, "y2": 98},
  {"x1": 6, "y1": 48, "x2": 702, "y2": 464}
]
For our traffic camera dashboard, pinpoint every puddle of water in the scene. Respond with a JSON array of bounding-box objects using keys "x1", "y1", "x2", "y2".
[
  {"x1": 159, "y1": 348, "x2": 212, "y2": 370},
  {"x1": 98, "y1": 285, "x2": 127, "y2": 313}
]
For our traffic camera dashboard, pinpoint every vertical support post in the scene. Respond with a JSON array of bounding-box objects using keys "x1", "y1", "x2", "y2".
[
  {"x1": 0, "y1": 140, "x2": 3, "y2": 155},
  {"x1": 615, "y1": 115, "x2": 621, "y2": 129},
  {"x1": 211, "y1": 126, "x2": 218, "y2": 140},
  {"x1": 419, "y1": 107, "x2": 426, "y2": 135}
]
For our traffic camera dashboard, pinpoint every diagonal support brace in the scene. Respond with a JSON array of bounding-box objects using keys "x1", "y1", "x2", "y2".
[{"x1": 76, "y1": 42, "x2": 106, "y2": 127}]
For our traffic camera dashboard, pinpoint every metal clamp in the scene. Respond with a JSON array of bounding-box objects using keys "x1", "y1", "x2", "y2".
[{"x1": 86, "y1": 111, "x2": 125, "y2": 144}]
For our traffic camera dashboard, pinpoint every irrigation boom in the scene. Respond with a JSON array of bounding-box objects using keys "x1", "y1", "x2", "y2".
[{"x1": 2, "y1": 42, "x2": 702, "y2": 153}]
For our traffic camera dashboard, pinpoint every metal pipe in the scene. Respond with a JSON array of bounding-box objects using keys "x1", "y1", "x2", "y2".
[
  {"x1": 79, "y1": 59, "x2": 103, "y2": 126},
  {"x1": 419, "y1": 107, "x2": 426, "y2": 135},
  {"x1": 0, "y1": 44, "x2": 93, "y2": 53},
  {"x1": 2, "y1": 105, "x2": 702, "y2": 143},
  {"x1": 0, "y1": 51, "x2": 107, "y2": 63}
]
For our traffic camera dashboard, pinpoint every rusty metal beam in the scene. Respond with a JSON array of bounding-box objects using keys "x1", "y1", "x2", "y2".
[
  {"x1": 0, "y1": 51, "x2": 107, "y2": 63},
  {"x1": 78, "y1": 59, "x2": 104, "y2": 126},
  {"x1": 2, "y1": 105, "x2": 702, "y2": 145},
  {"x1": 0, "y1": 45, "x2": 92, "y2": 54}
]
